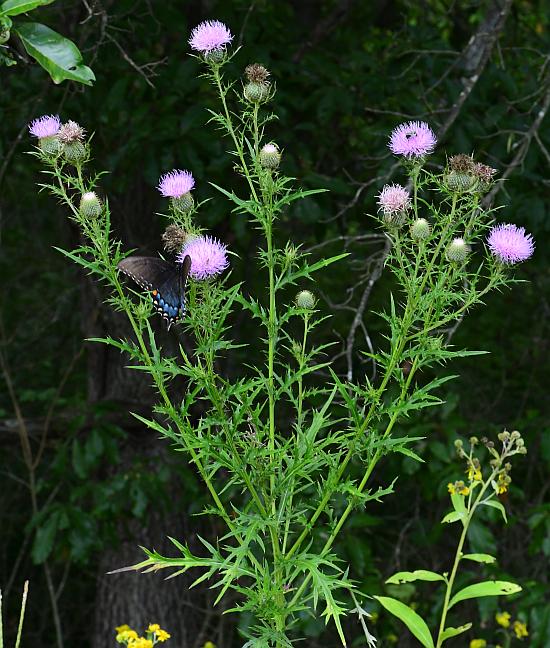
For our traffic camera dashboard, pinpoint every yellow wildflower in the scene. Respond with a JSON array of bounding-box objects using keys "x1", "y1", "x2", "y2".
[
  {"x1": 116, "y1": 625, "x2": 131, "y2": 634},
  {"x1": 469, "y1": 640, "x2": 486, "y2": 648},
  {"x1": 513, "y1": 620, "x2": 528, "y2": 639},
  {"x1": 447, "y1": 482, "x2": 456, "y2": 494},
  {"x1": 128, "y1": 638, "x2": 153, "y2": 648},
  {"x1": 117, "y1": 630, "x2": 138, "y2": 643},
  {"x1": 495, "y1": 611, "x2": 511, "y2": 628},
  {"x1": 467, "y1": 466, "x2": 482, "y2": 481},
  {"x1": 203, "y1": 643, "x2": 216, "y2": 648},
  {"x1": 459, "y1": 485, "x2": 470, "y2": 495},
  {"x1": 148, "y1": 624, "x2": 160, "y2": 634},
  {"x1": 156, "y1": 630, "x2": 171, "y2": 642}
]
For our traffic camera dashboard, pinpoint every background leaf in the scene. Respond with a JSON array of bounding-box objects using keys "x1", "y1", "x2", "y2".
[{"x1": 14, "y1": 22, "x2": 94, "y2": 84}]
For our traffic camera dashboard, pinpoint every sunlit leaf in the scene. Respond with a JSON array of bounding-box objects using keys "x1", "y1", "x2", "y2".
[
  {"x1": 386, "y1": 569, "x2": 445, "y2": 584},
  {"x1": 374, "y1": 596, "x2": 434, "y2": 648},
  {"x1": 15, "y1": 22, "x2": 95, "y2": 84},
  {"x1": 449, "y1": 581, "x2": 522, "y2": 608},
  {"x1": 0, "y1": 0, "x2": 53, "y2": 16}
]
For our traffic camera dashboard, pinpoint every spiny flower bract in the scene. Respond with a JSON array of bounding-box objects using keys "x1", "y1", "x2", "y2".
[
  {"x1": 377, "y1": 183, "x2": 411, "y2": 214},
  {"x1": 189, "y1": 20, "x2": 233, "y2": 54},
  {"x1": 177, "y1": 235, "x2": 229, "y2": 280},
  {"x1": 389, "y1": 120, "x2": 437, "y2": 158},
  {"x1": 158, "y1": 169, "x2": 195, "y2": 198},
  {"x1": 29, "y1": 114, "x2": 61, "y2": 138},
  {"x1": 487, "y1": 223, "x2": 534, "y2": 264}
]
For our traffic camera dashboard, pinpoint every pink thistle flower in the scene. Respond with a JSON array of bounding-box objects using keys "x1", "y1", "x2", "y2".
[
  {"x1": 177, "y1": 235, "x2": 229, "y2": 280},
  {"x1": 377, "y1": 184, "x2": 412, "y2": 214},
  {"x1": 29, "y1": 114, "x2": 61, "y2": 139},
  {"x1": 487, "y1": 223, "x2": 535, "y2": 264},
  {"x1": 389, "y1": 121, "x2": 437, "y2": 158},
  {"x1": 157, "y1": 170, "x2": 195, "y2": 198},
  {"x1": 189, "y1": 20, "x2": 233, "y2": 54}
]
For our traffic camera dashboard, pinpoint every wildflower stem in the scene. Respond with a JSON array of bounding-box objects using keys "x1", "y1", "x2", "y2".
[{"x1": 435, "y1": 465, "x2": 500, "y2": 647}]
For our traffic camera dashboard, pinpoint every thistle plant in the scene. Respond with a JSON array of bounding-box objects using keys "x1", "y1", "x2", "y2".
[
  {"x1": 376, "y1": 433, "x2": 526, "y2": 647},
  {"x1": 28, "y1": 19, "x2": 534, "y2": 647}
]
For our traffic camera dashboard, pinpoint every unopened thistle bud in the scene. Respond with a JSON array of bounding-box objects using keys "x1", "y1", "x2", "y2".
[
  {"x1": 296, "y1": 290, "x2": 316, "y2": 310},
  {"x1": 63, "y1": 140, "x2": 87, "y2": 164},
  {"x1": 162, "y1": 224, "x2": 191, "y2": 254},
  {"x1": 259, "y1": 143, "x2": 281, "y2": 169},
  {"x1": 446, "y1": 238, "x2": 470, "y2": 263},
  {"x1": 244, "y1": 81, "x2": 270, "y2": 103},
  {"x1": 410, "y1": 218, "x2": 431, "y2": 241},
  {"x1": 445, "y1": 170, "x2": 477, "y2": 193},
  {"x1": 79, "y1": 192, "x2": 102, "y2": 218}
]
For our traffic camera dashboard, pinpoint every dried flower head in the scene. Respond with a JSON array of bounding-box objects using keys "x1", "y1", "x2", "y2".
[
  {"x1": 29, "y1": 114, "x2": 61, "y2": 139},
  {"x1": 473, "y1": 162, "x2": 497, "y2": 185},
  {"x1": 162, "y1": 224, "x2": 191, "y2": 253},
  {"x1": 449, "y1": 154, "x2": 474, "y2": 173},
  {"x1": 377, "y1": 183, "x2": 412, "y2": 215},
  {"x1": 58, "y1": 120, "x2": 85, "y2": 143},
  {"x1": 189, "y1": 20, "x2": 233, "y2": 54},
  {"x1": 176, "y1": 235, "x2": 229, "y2": 280},
  {"x1": 157, "y1": 169, "x2": 195, "y2": 198},
  {"x1": 245, "y1": 63, "x2": 270, "y2": 83},
  {"x1": 389, "y1": 121, "x2": 437, "y2": 158},
  {"x1": 487, "y1": 223, "x2": 534, "y2": 264}
]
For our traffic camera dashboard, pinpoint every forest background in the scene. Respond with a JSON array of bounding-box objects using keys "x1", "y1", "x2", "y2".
[{"x1": 1, "y1": 1, "x2": 549, "y2": 647}]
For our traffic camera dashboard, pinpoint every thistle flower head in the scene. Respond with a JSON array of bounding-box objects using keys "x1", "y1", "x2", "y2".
[
  {"x1": 58, "y1": 120, "x2": 85, "y2": 143},
  {"x1": 158, "y1": 169, "x2": 195, "y2": 198},
  {"x1": 176, "y1": 235, "x2": 229, "y2": 280},
  {"x1": 189, "y1": 20, "x2": 233, "y2": 54},
  {"x1": 245, "y1": 63, "x2": 270, "y2": 83},
  {"x1": 389, "y1": 121, "x2": 437, "y2": 158},
  {"x1": 29, "y1": 114, "x2": 61, "y2": 139},
  {"x1": 377, "y1": 184, "x2": 411, "y2": 215},
  {"x1": 487, "y1": 223, "x2": 534, "y2": 264}
]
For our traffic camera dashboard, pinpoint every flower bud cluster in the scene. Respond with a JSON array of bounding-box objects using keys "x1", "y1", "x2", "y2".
[{"x1": 29, "y1": 116, "x2": 88, "y2": 164}]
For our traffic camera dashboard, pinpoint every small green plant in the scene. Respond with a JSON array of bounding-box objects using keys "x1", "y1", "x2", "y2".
[
  {"x1": 0, "y1": 0, "x2": 94, "y2": 84},
  {"x1": 28, "y1": 18, "x2": 534, "y2": 647},
  {"x1": 0, "y1": 581, "x2": 29, "y2": 648},
  {"x1": 376, "y1": 432, "x2": 526, "y2": 647}
]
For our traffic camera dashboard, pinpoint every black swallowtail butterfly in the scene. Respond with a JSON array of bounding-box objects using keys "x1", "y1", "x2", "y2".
[{"x1": 118, "y1": 255, "x2": 191, "y2": 326}]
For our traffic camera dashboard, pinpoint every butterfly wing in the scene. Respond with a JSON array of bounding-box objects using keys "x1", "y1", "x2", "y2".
[{"x1": 118, "y1": 256, "x2": 190, "y2": 324}]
